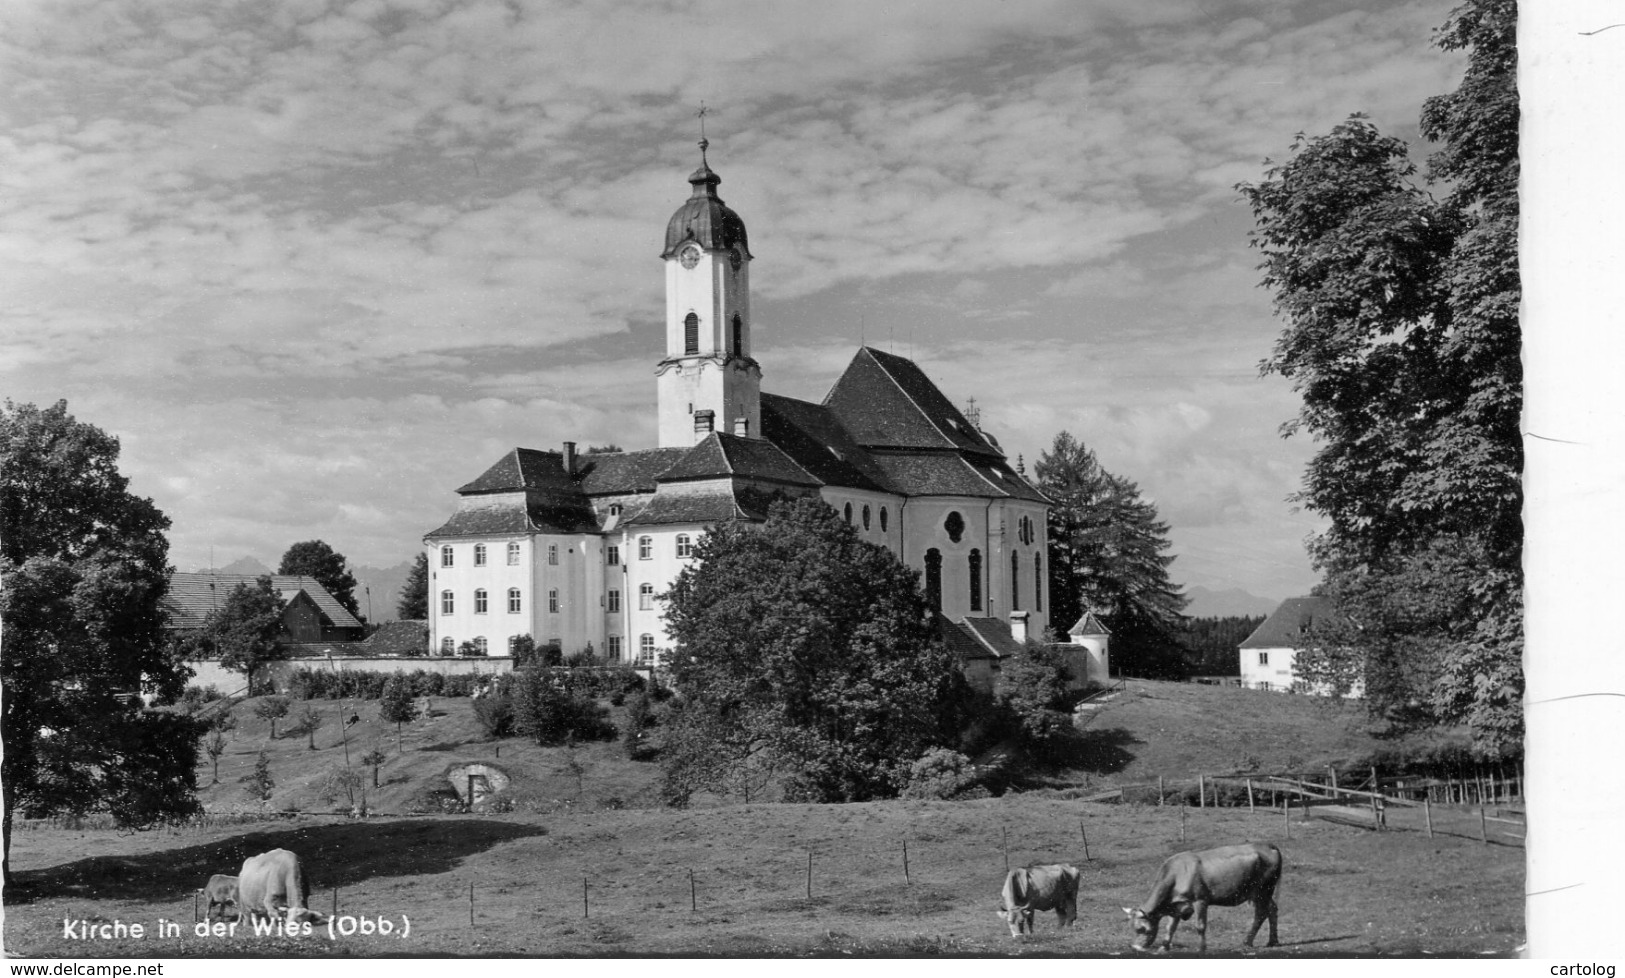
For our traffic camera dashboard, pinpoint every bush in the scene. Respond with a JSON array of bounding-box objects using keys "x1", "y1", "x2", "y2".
[
  {"x1": 511, "y1": 667, "x2": 615, "y2": 746},
  {"x1": 472, "y1": 695, "x2": 515, "y2": 739},
  {"x1": 900, "y1": 748, "x2": 979, "y2": 800},
  {"x1": 621, "y1": 692, "x2": 655, "y2": 759},
  {"x1": 179, "y1": 685, "x2": 224, "y2": 712}
]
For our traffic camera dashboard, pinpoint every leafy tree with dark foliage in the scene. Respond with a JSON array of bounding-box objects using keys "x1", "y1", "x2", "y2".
[
  {"x1": 1238, "y1": 0, "x2": 1520, "y2": 753},
  {"x1": 1035, "y1": 431, "x2": 1189, "y2": 678},
  {"x1": 660, "y1": 497, "x2": 961, "y2": 805},
  {"x1": 207, "y1": 577, "x2": 286, "y2": 693},
  {"x1": 1181, "y1": 616, "x2": 1266, "y2": 676},
  {"x1": 279, "y1": 539, "x2": 362, "y2": 619},
  {"x1": 378, "y1": 677, "x2": 419, "y2": 753},
  {"x1": 1, "y1": 400, "x2": 202, "y2": 882},
  {"x1": 397, "y1": 552, "x2": 429, "y2": 620}
]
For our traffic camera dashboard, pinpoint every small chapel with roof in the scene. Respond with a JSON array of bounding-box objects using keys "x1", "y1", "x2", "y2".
[{"x1": 424, "y1": 144, "x2": 1059, "y2": 684}]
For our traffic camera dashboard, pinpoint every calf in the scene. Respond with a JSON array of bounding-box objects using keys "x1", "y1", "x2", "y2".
[
  {"x1": 1123, "y1": 842, "x2": 1281, "y2": 953},
  {"x1": 202, "y1": 874, "x2": 238, "y2": 921},
  {"x1": 997, "y1": 863, "x2": 1080, "y2": 937}
]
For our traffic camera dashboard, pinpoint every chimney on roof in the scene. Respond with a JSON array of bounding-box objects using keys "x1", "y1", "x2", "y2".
[
  {"x1": 1010, "y1": 610, "x2": 1030, "y2": 645},
  {"x1": 733, "y1": 417, "x2": 749, "y2": 437},
  {"x1": 562, "y1": 441, "x2": 577, "y2": 475},
  {"x1": 694, "y1": 410, "x2": 715, "y2": 441}
]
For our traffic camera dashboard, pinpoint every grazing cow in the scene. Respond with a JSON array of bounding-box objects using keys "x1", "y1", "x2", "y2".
[
  {"x1": 1124, "y1": 842, "x2": 1281, "y2": 953},
  {"x1": 202, "y1": 874, "x2": 238, "y2": 921},
  {"x1": 996, "y1": 863, "x2": 1080, "y2": 937},
  {"x1": 238, "y1": 848, "x2": 323, "y2": 925}
]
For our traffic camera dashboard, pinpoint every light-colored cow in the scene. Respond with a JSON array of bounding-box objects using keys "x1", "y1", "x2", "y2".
[
  {"x1": 997, "y1": 863, "x2": 1080, "y2": 937},
  {"x1": 237, "y1": 848, "x2": 323, "y2": 925},
  {"x1": 1124, "y1": 842, "x2": 1282, "y2": 953},
  {"x1": 202, "y1": 874, "x2": 238, "y2": 921}
]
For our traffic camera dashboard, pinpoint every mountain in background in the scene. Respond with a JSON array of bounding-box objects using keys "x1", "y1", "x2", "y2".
[
  {"x1": 1184, "y1": 585, "x2": 1281, "y2": 618},
  {"x1": 193, "y1": 555, "x2": 273, "y2": 575},
  {"x1": 351, "y1": 561, "x2": 416, "y2": 622}
]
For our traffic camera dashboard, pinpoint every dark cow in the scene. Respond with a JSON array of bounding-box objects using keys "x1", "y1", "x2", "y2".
[
  {"x1": 202, "y1": 874, "x2": 238, "y2": 921},
  {"x1": 1123, "y1": 842, "x2": 1281, "y2": 952},
  {"x1": 997, "y1": 863, "x2": 1080, "y2": 937},
  {"x1": 238, "y1": 848, "x2": 323, "y2": 925}
]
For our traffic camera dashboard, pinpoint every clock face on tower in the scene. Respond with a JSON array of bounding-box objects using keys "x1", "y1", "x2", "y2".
[{"x1": 679, "y1": 245, "x2": 702, "y2": 269}]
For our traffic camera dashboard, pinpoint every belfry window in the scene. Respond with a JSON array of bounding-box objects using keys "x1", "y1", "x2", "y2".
[
  {"x1": 924, "y1": 548, "x2": 942, "y2": 612},
  {"x1": 1034, "y1": 553, "x2": 1043, "y2": 612},
  {"x1": 969, "y1": 549, "x2": 983, "y2": 611},
  {"x1": 732, "y1": 314, "x2": 743, "y2": 355},
  {"x1": 684, "y1": 312, "x2": 700, "y2": 355},
  {"x1": 1011, "y1": 551, "x2": 1021, "y2": 610}
]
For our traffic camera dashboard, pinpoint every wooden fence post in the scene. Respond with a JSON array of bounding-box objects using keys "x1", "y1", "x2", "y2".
[
  {"x1": 1247, "y1": 779, "x2": 1255, "y2": 813},
  {"x1": 1283, "y1": 794, "x2": 1290, "y2": 839},
  {"x1": 1479, "y1": 807, "x2": 1489, "y2": 845},
  {"x1": 1199, "y1": 774, "x2": 1205, "y2": 809},
  {"x1": 469, "y1": 882, "x2": 474, "y2": 926},
  {"x1": 1180, "y1": 804, "x2": 1187, "y2": 842},
  {"x1": 1080, "y1": 822, "x2": 1090, "y2": 861},
  {"x1": 903, "y1": 840, "x2": 911, "y2": 884},
  {"x1": 807, "y1": 851, "x2": 813, "y2": 899},
  {"x1": 332, "y1": 887, "x2": 338, "y2": 920},
  {"x1": 1370, "y1": 791, "x2": 1381, "y2": 831},
  {"x1": 194, "y1": 890, "x2": 199, "y2": 924},
  {"x1": 1003, "y1": 827, "x2": 1009, "y2": 873},
  {"x1": 690, "y1": 869, "x2": 697, "y2": 912},
  {"x1": 1158, "y1": 775, "x2": 1165, "y2": 806},
  {"x1": 583, "y1": 876, "x2": 589, "y2": 918},
  {"x1": 1423, "y1": 796, "x2": 1434, "y2": 838},
  {"x1": 1328, "y1": 766, "x2": 1338, "y2": 792}
]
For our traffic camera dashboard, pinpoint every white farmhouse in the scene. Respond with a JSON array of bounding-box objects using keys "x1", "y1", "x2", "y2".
[
  {"x1": 1238, "y1": 595, "x2": 1362, "y2": 696},
  {"x1": 425, "y1": 147, "x2": 1051, "y2": 671}
]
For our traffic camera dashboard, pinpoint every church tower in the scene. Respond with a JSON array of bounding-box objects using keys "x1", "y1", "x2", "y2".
[{"x1": 657, "y1": 140, "x2": 760, "y2": 447}]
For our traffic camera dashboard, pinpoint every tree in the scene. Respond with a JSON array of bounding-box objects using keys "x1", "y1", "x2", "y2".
[
  {"x1": 397, "y1": 552, "x2": 429, "y2": 621},
  {"x1": 209, "y1": 578, "x2": 286, "y2": 694},
  {"x1": 202, "y1": 711, "x2": 236, "y2": 784},
  {"x1": 240, "y1": 750, "x2": 275, "y2": 806},
  {"x1": 1181, "y1": 616, "x2": 1266, "y2": 676},
  {"x1": 318, "y1": 766, "x2": 362, "y2": 809},
  {"x1": 254, "y1": 695, "x2": 291, "y2": 738},
  {"x1": 1034, "y1": 432, "x2": 1189, "y2": 678},
  {"x1": 361, "y1": 748, "x2": 389, "y2": 788},
  {"x1": 996, "y1": 639, "x2": 1079, "y2": 759},
  {"x1": 660, "y1": 497, "x2": 962, "y2": 805},
  {"x1": 378, "y1": 677, "x2": 419, "y2": 753},
  {"x1": 298, "y1": 705, "x2": 324, "y2": 750},
  {"x1": 279, "y1": 540, "x2": 361, "y2": 620},
  {"x1": 1, "y1": 400, "x2": 202, "y2": 881},
  {"x1": 1238, "y1": 0, "x2": 1520, "y2": 753}
]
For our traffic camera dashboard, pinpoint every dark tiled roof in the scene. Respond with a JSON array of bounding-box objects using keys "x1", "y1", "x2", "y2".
[
  {"x1": 1239, "y1": 596, "x2": 1333, "y2": 649},
  {"x1": 166, "y1": 573, "x2": 364, "y2": 631},
  {"x1": 760, "y1": 394, "x2": 895, "y2": 493},
  {"x1": 658, "y1": 433, "x2": 820, "y2": 487},
  {"x1": 870, "y1": 454, "x2": 1008, "y2": 498},
  {"x1": 937, "y1": 616, "x2": 996, "y2": 662},
  {"x1": 282, "y1": 641, "x2": 368, "y2": 658},
  {"x1": 958, "y1": 616, "x2": 1026, "y2": 658},
  {"x1": 456, "y1": 448, "x2": 578, "y2": 495},
  {"x1": 575, "y1": 448, "x2": 687, "y2": 495},
  {"x1": 621, "y1": 489, "x2": 751, "y2": 527},
  {"x1": 424, "y1": 494, "x2": 599, "y2": 539},
  {"x1": 361, "y1": 620, "x2": 430, "y2": 656},
  {"x1": 824, "y1": 347, "x2": 1002, "y2": 457},
  {"x1": 965, "y1": 457, "x2": 1050, "y2": 504},
  {"x1": 1068, "y1": 612, "x2": 1112, "y2": 636}
]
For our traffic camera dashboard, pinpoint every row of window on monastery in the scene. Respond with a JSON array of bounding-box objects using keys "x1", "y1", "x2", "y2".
[
  {"x1": 436, "y1": 633, "x2": 660, "y2": 666},
  {"x1": 438, "y1": 583, "x2": 659, "y2": 616},
  {"x1": 437, "y1": 536, "x2": 695, "y2": 568}
]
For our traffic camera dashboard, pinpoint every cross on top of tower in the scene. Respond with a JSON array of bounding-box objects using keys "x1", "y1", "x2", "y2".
[{"x1": 696, "y1": 102, "x2": 711, "y2": 166}]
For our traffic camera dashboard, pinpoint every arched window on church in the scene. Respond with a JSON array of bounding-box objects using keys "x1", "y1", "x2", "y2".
[
  {"x1": 880, "y1": 506, "x2": 889, "y2": 532},
  {"x1": 844, "y1": 502, "x2": 853, "y2": 524},
  {"x1": 925, "y1": 548, "x2": 942, "y2": 612},
  {"x1": 732, "y1": 314, "x2": 743, "y2": 356},
  {"x1": 684, "y1": 312, "x2": 700, "y2": 355},
  {"x1": 862, "y1": 505, "x2": 871, "y2": 531},
  {"x1": 969, "y1": 549, "x2": 982, "y2": 611},
  {"x1": 1034, "y1": 553, "x2": 1043, "y2": 613},
  {"x1": 1011, "y1": 551, "x2": 1021, "y2": 610}
]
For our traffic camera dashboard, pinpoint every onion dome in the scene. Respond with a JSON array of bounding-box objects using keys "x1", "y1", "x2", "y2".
[{"x1": 662, "y1": 141, "x2": 752, "y2": 260}]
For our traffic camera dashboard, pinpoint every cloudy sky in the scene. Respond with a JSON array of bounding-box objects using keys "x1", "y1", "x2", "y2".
[{"x1": 1, "y1": 0, "x2": 1470, "y2": 603}]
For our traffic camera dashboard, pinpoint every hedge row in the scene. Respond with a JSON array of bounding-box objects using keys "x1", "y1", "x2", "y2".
[{"x1": 282, "y1": 666, "x2": 653, "y2": 702}]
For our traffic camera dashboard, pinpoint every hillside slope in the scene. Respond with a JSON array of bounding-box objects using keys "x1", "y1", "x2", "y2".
[{"x1": 1055, "y1": 680, "x2": 1469, "y2": 786}]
